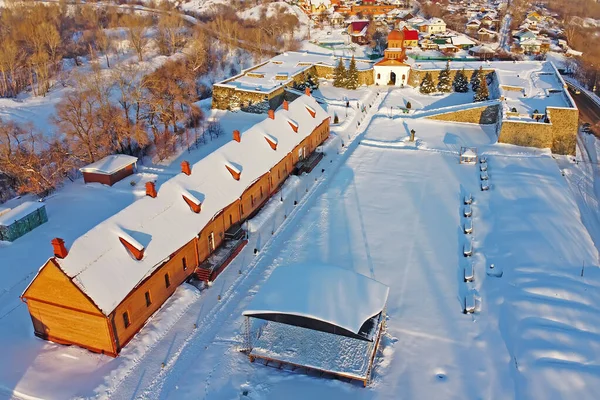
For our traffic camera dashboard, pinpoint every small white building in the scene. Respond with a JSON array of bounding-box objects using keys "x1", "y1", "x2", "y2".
[{"x1": 374, "y1": 59, "x2": 411, "y2": 86}]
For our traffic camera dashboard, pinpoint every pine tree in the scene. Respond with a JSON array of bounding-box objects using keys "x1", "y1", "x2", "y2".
[
  {"x1": 420, "y1": 72, "x2": 436, "y2": 94},
  {"x1": 437, "y1": 61, "x2": 452, "y2": 93},
  {"x1": 470, "y1": 66, "x2": 483, "y2": 92},
  {"x1": 474, "y1": 72, "x2": 490, "y2": 102},
  {"x1": 333, "y1": 58, "x2": 347, "y2": 88},
  {"x1": 346, "y1": 56, "x2": 359, "y2": 90},
  {"x1": 453, "y1": 68, "x2": 469, "y2": 93}
]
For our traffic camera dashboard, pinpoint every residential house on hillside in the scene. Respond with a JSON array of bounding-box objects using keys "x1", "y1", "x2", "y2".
[
  {"x1": 466, "y1": 19, "x2": 481, "y2": 32},
  {"x1": 418, "y1": 18, "x2": 447, "y2": 34},
  {"x1": 348, "y1": 20, "x2": 370, "y2": 44},
  {"x1": 402, "y1": 27, "x2": 419, "y2": 48},
  {"x1": 513, "y1": 29, "x2": 537, "y2": 43},
  {"x1": 478, "y1": 27, "x2": 497, "y2": 42},
  {"x1": 450, "y1": 35, "x2": 476, "y2": 49},
  {"x1": 329, "y1": 12, "x2": 345, "y2": 27}
]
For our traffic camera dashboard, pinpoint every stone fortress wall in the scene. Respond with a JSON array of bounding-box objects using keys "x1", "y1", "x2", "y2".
[{"x1": 212, "y1": 59, "x2": 578, "y2": 155}]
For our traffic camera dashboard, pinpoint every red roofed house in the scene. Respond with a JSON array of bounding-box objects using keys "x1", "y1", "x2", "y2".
[
  {"x1": 348, "y1": 20, "x2": 369, "y2": 44},
  {"x1": 402, "y1": 27, "x2": 419, "y2": 48}
]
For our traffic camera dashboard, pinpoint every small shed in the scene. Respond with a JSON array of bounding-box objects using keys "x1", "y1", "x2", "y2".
[
  {"x1": 0, "y1": 201, "x2": 48, "y2": 242},
  {"x1": 460, "y1": 147, "x2": 478, "y2": 164},
  {"x1": 80, "y1": 155, "x2": 138, "y2": 186},
  {"x1": 243, "y1": 264, "x2": 389, "y2": 386}
]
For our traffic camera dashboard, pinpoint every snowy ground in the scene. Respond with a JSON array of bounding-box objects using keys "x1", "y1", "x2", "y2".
[
  {"x1": 381, "y1": 87, "x2": 477, "y2": 111},
  {"x1": 3, "y1": 84, "x2": 600, "y2": 399}
]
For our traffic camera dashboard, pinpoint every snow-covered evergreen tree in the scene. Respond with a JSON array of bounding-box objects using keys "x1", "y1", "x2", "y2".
[
  {"x1": 420, "y1": 72, "x2": 436, "y2": 94},
  {"x1": 453, "y1": 68, "x2": 469, "y2": 93},
  {"x1": 474, "y1": 72, "x2": 490, "y2": 102},
  {"x1": 242, "y1": 98, "x2": 270, "y2": 114},
  {"x1": 470, "y1": 66, "x2": 483, "y2": 92},
  {"x1": 333, "y1": 58, "x2": 347, "y2": 88},
  {"x1": 346, "y1": 56, "x2": 359, "y2": 90},
  {"x1": 437, "y1": 61, "x2": 452, "y2": 93}
]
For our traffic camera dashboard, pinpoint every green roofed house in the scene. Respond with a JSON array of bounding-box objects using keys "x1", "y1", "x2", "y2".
[{"x1": 0, "y1": 201, "x2": 48, "y2": 242}]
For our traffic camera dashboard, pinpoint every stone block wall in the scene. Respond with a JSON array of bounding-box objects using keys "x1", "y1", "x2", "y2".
[
  {"x1": 497, "y1": 107, "x2": 578, "y2": 155},
  {"x1": 547, "y1": 107, "x2": 578, "y2": 155},
  {"x1": 425, "y1": 104, "x2": 500, "y2": 124},
  {"x1": 408, "y1": 67, "x2": 495, "y2": 87},
  {"x1": 498, "y1": 120, "x2": 554, "y2": 149},
  {"x1": 213, "y1": 63, "x2": 375, "y2": 110}
]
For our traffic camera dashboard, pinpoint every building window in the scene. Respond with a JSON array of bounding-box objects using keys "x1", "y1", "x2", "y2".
[
  {"x1": 260, "y1": 186, "x2": 264, "y2": 199},
  {"x1": 377, "y1": 73, "x2": 381, "y2": 79},
  {"x1": 182, "y1": 257, "x2": 187, "y2": 271},
  {"x1": 122, "y1": 311, "x2": 130, "y2": 328},
  {"x1": 145, "y1": 291, "x2": 152, "y2": 307},
  {"x1": 278, "y1": 169, "x2": 281, "y2": 180},
  {"x1": 251, "y1": 195, "x2": 254, "y2": 206},
  {"x1": 229, "y1": 214, "x2": 233, "y2": 226},
  {"x1": 164, "y1": 273, "x2": 171, "y2": 288},
  {"x1": 241, "y1": 204, "x2": 244, "y2": 215}
]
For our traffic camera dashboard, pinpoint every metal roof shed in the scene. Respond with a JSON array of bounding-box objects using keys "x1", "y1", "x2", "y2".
[
  {"x1": 243, "y1": 264, "x2": 389, "y2": 386},
  {"x1": 0, "y1": 201, "x2": 48, "y2": 242}
]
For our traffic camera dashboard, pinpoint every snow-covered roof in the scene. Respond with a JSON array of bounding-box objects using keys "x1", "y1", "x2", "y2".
[
  {"x1": 51, "y1": 95, "x2": 329, "y2": 316},
  {"x1": 462, "y1": 149, "x2": 477, "y2": 158},
  {"x1": 450, "y1": 35, "x2": 476, "y2": 46},
  {"x1": 79, "y1": 154, "x2": 138, "y2": 175},
  {"x1": 216, "y1": 52, "x2": 374, "y2": 93},
  {"x1": 469, "y1": 44, "x2": 495, "y2": 54},
  {"x1": 422, "y1": 18, "x2": 446, "y2": 26},
  {"x1": 243, "y1": 264, "x2": 389, "y2": 335},
  {"x1": 0, "y1": 201, "x2": 45, "y2": 227}
]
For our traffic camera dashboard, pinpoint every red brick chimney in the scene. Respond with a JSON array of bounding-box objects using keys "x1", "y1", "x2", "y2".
[
  {"x1": 181, "y1": 161, "x2": 191, "y2": 176},
  {"x1": 233, "y1": 130, "x2": 241, "y2": 142},
  {"x1": 52, "y1": 238, "x2": 68, "y2": 259},
  {"x1": 268, "y1": 109, "x2": 275, "y2": 120},
  {"x1": 145, "y1": 181, "x2": 157, "y2": 198},
  {"x1": 283, "y1": 100, "x2": 289, "y2": 111},
  {"x1": 305, "y1": 87, "x2": 311, "y2": 96}
]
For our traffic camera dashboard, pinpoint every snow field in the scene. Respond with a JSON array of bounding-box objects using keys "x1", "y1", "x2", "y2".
[
  {"x1": 2, "y1": 82, "x2": 600, "y2": 400},
  {"x1": 157, "y1": 114, "x2": 599, "y2": 399}
]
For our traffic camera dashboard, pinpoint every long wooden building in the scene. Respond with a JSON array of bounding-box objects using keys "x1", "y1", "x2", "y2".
[{"x1": 21, "y1": 92, "x2": 330, "y2": 357}]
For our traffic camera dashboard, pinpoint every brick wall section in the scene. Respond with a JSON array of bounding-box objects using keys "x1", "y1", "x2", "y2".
[{"x1": 425, "y1": 104, "x2": 500, "y2": 124}]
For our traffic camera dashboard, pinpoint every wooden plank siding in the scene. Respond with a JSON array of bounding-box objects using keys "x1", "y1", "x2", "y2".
[
  {"x1": 21, "y1": 260, "x2": 115, "y2": 355},
  {"x1": 22, "y1": 115, "x2": 330, "y2": 357},
  {"x1": 110, "y1": 238, "x2": 198, "y2": 351},
  {"x1": 240, "y1": 174, "x2": 271, "y2": 220}
]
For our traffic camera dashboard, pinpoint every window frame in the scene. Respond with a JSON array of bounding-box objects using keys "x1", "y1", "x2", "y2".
[{"x1": 122, "y1": 311, "x2": 131, "y2": 328}]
